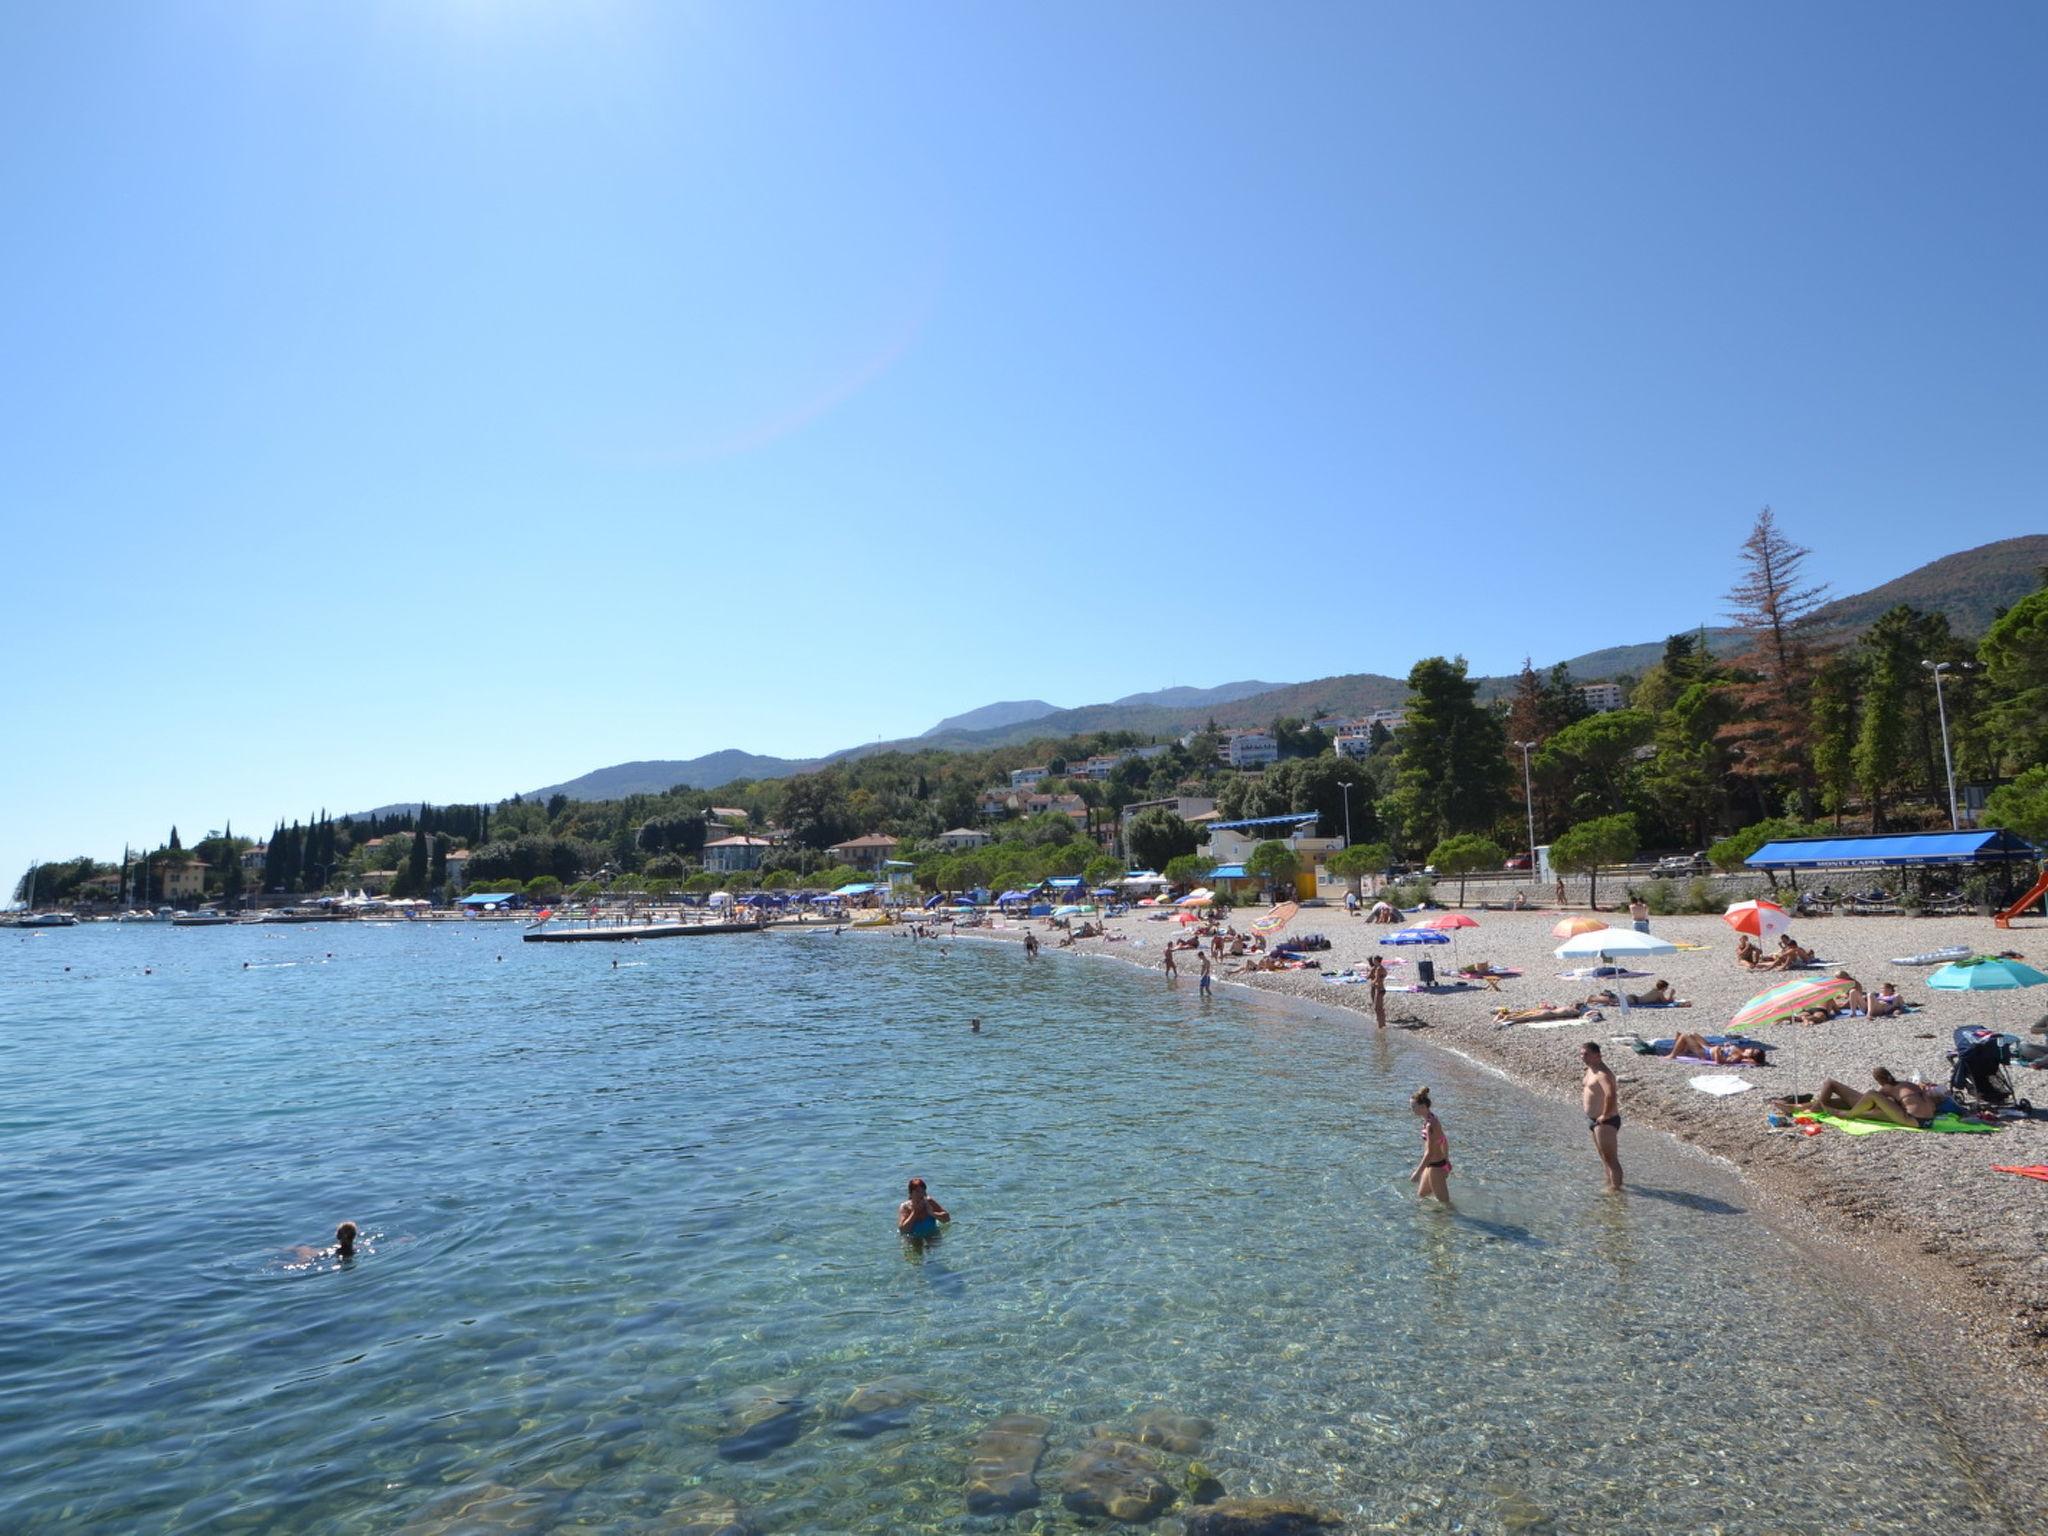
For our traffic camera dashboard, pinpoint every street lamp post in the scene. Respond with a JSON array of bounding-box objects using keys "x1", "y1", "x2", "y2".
[
  {"x1": 1922, "y1": 661, "x2": 1969, "y2": 830},
  {"x1": 1340, "y1": 782, "x2": 1354, "y2": 847},
  {"x1": 1514, "y1": 741, "x2": 1538, "y2": 883}
]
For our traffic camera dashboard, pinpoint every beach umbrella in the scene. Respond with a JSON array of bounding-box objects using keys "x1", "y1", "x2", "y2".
[
  {"x1": 1176, "y1": 911, "x2": 1203, "y2": 926},
  {"x1": 1726, "y1": 975, "x2": 1858, "y2": 1033},
  {"x1": 1553, "y1": 916, "x2": 1609, "y2": 939},
  {"x1": 1554, "y1": 926, "x2": 1678, "y2": 1019},
  {"x1": 1420, "y1": 913, "x2": 1479, "y2": 931},
  {"x1": 1723, "y1": 898, "x2": 1791, "y2": 942},
  {"x1": 1176, "y1": 887, "x2": 1215, "y2": 907},
  {"x1": 1927, "y1": 956, "x2": 2048, "y2": 992},
  {"x1": 1251, "y1": 901, "x2": 1300, "y2": 936},
  {"x1": 1380, "y1": 927, "x2": 1451, "y2": 945},
  {"x1": 1553, "y1": 927, "x2": 1676, "y2": 960},
  {"x1": 1725, "y1": 973, "x2": 1858, "y2": 1104}
]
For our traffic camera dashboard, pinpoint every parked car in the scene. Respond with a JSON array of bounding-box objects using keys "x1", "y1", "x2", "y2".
[
  {"x1": 1653, "y1": 853, "x2": 1710, "y2": 875},
  {"x1": 1503, "y1": 854, "x2": 1533, "y2": 871}
]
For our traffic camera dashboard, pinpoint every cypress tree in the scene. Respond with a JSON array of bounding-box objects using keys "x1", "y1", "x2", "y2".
[{"x1": 407, "y1": 827, "x2": 429, "y2": 891}]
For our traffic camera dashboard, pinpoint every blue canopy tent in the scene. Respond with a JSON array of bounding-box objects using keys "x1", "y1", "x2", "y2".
[
  {"x1": 1209, "y1": 864, "x2": 1248, "y2": 881},
  {"x1": 809, "y1": 894, "x2": 841, "y2": 904},
  {"x1": 1047, "y1": 876, "x2": 1084, "y2": 891},
  {"x1": 459, "y1": 891, "x2": 522, "y2": 908},
  {"x1": 1746, "y1": 829, "x2": 2037, "y2": 870},
  {"x1": 834, "y1": 882, "x2": 879, "y2": 897}
]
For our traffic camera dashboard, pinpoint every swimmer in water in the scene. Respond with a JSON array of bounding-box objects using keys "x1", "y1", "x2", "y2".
[
  {"x1": 970, "y1": 1018, "x2": 982, "y2": 1033},
  {"x1": 897, "y1": 1178, "x2": 949, "y2": 1238},
  {"x1": 1409, "y1": 1087, "x2": 1452, "y2": 1206},
  {"x1": 290, "y1": 1221, "x2": 358, "y2": 1266}
]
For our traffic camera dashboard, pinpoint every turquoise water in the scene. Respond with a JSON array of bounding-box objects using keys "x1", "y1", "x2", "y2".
[{"x1": 0, "y1": 923, "x2": 2026, "y2": 1533}]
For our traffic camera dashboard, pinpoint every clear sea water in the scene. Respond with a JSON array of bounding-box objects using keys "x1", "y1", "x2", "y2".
[{"x1": 0, "y1": 922, "x2": 2030, "y2": 1534}]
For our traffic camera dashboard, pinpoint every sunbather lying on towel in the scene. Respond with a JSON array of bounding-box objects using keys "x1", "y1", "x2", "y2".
[
  {"x1": 1797, "y1": 1068, "x2": 1940, "y2": 1128},
  {"x1": 1494, "y1": 1002, "x2": 1594, "y2": 1024},
  {"x1": 1667, "y1": 1031, "x2": 1766, "y2": 1065}
]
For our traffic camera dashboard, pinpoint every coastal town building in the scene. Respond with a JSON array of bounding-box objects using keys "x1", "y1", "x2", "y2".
[
  {"x1": 828, "y1": 833, "x2": 901, "y2": 872},
  {"x1": 1334, "y1": 734, "x2": 1371, "y2": 761},
  {"x1": 240, "y1": 844, "x2": 268, "y2": 872},
  {"x1": 444, "y1": 849, "x2": 471, "y2": 887},
  {"x1": 1226, "y1": 731, "x2": 1278, "y2": 769},
  {"x1": 702, "y1": 835, "x2": 774, "y2": 874},
  {"x1": 1008, "y1": 766, "x2": 1048, "y2": 789},
  {"x1": 1577, "y1": 682, "x2": 1626, "y2": 713},
  {"x1": 938, "y1": 827, "x2": 994, "y2": 851},
  {"x1": 355, "y1": 868, "x2": 396, "y2": 894},
  {"x1": 158, "y1": 857, "x2": 206, "y2": 901}
]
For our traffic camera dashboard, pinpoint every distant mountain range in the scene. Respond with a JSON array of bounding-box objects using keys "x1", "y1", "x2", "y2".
[{"x1": 521, "y1": 536, "x2": 2046, "y2": 802}]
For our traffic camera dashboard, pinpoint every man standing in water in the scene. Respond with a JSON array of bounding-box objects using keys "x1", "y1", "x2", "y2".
[
  {"x1": 897, "y1": 1178, "x2": 950, "y2": 1237},
  {"x1": 1023, "y1": 930, "x2": 1038, "y2": 960},
  {"x1": 1198, "y1": 952, "x2": 1211, "y2": 995},
  {"x1": 1163, "y1": 943, "x2": 1178, "y2": 979},
  {"x1": 1581, "y1": 1042, "x2": 1623, "y2": 1191}
]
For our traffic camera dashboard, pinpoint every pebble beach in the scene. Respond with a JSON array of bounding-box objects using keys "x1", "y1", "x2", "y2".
[{"x1": 950, "y1": 901, "x2": 2048, "y2": 1412}]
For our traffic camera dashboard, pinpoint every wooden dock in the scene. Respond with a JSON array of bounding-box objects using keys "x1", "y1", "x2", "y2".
[{"x1": 521, "y1": 920, "x2": 766, "y2": 943}]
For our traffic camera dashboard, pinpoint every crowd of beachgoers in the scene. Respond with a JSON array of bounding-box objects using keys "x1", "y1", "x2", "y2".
[{"x1": 889, "y1": 896, "x2": 2048, "y2": 1403}]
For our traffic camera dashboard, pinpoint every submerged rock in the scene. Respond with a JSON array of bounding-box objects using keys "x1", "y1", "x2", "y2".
[
  {"x1": 1059, "y1": 1436, "x2": 1176, "y2": 1523},
  {"x1": 716, "y1": 1385, "x2": 808, "y2": 1462},
  {"x1": 964, "y1": 1412, "x2": 1052, "y2": 1514},
  {"x1": 835, "y1": 1375, "x2": 924, "y2": 1437},
  {"x1": 1185, "y1": 1461, "x2": 1226, "y2": 1506},
  {"x1": 397, "y1": 1481, "x2": 562, "y2": 1536},
  {"x1": 1180, "y1": 1496, "x2": 1342, "y2": 1536},
  {"x1": 662, "y1": 1492, "x2": 752, "y2": 1536},
  {"x1": 1129, "y1": 1410, "x2": 1214, "y2": 1455}
]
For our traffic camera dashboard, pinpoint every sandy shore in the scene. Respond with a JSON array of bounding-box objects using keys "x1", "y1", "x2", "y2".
[{"x1": 909, "y1": 899, "x2": 2048, "y2": 1414}]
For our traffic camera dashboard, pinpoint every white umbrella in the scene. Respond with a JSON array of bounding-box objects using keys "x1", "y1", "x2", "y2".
[{"x1": 1553, "y1": 927, "x2": 1678, "y2": 1019}]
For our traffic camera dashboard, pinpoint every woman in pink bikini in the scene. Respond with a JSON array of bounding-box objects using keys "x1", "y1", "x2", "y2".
[{"x1": 1409, "y1": 1087, "x2": 1452, "y2": 1206}]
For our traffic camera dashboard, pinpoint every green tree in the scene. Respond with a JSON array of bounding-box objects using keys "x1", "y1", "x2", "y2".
[
  {"x1": 1809, "y1": 658, "x2": 1859, "y2": 826},
  {"x1": 1083, "y1": 854, "x2": 1123, "y2": 887},
  {"x1": 406, "y1": 827, "x2": 430, "y2": 893},
  {"x1": 1126, "y1": 807, "x2": 1199, "y2": 871},
  {"x1": 1244, "y1": 840, "x2": 1299, "y2": 900},
  {"x1": 524, "y1": 876, "x2": 563, "y2": 902},
  {"x1": 1163, "y1": 853, "x2": 1216, "y2": 888},
  {"x1": 1549, "y1": 814, "x2": 1638, "y2": 911},
  {"x1": 1980, "y1": 587, "x2": 2048, "y2": 771},
  {"x1": 1289, "y1": 753, "x2": 1377, "y2": 842},
  {"x1": 1325, "y1": 841, "x2": 1392, "y2": 893},
  {"x1": 1534, "y1": 710, "x2": 1655, "y2": 820},
  {"x1": 1390, "y1": 657, "x2": 1509, "y2": 852},
  {"x1": 1706, "y1": 816, "x2": 1821, "y2": 879},
  {"x1": 1981, "y1": 764, "x2": 2048, "y2": 842},
  {"x1": 1427, "y1": 833, "x2": 1506, "y2": 906}
]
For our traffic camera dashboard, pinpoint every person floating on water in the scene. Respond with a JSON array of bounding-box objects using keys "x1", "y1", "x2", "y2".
[
  {"x1": 897, "y1": 1178, "x2": 950, "y2": 1238},
  {"x1": 1409, "y1": 1087, "x2": 1452, "y2": 1206},
  {"x1": 1581, "y1": 1042, "x2": 1624, "y2": 1192},
  {"x1": 970, "y1": 1018, "x2": 982, "y2": 1033},
  {"x1": 291, "y1": 1221, "x2": 358, "y2": 1266}
]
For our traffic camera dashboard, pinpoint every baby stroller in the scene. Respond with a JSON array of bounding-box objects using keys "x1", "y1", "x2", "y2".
[{"x1": 1949, "y1": 1026, "x2": 2034, "y2": 1115}]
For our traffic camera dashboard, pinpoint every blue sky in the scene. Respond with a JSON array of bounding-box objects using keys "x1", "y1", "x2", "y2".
[{"x1": 3, "y1": 2, "x2": 2044, "y2": 889}]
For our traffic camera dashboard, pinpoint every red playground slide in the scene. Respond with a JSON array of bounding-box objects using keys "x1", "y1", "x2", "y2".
[{"x1": 1995, "y1": 867, "x2": 2048, "y2": 929}]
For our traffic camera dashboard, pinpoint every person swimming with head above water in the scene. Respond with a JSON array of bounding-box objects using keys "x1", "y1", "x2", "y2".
[
  {"x1": 289, "y1": 1220, "x2": 358, "y2": 1266},
  {"x1": 897, "y1": 1178, "x2": 950, "y2": 1238}
]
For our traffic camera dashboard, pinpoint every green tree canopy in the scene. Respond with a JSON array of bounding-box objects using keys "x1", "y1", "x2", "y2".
[
  {"x1": 1982, "y1": 765, "x2": 2048, "y2": 843},
  {"x1": 1127, "y1": 807, "x2": 1199, "y2": 871},
  {"x1": 1980, "y1": 587, "x2": 2048, "y2": 771},
  {"x1": 1549, "y1": 814, "x2": 1638, "y2": 910},
  {"x1": 1390, "y1": 657, "x2": 1509, "y2": 853},
  {"x1": 1325, "y1": 842, "x2": 1391, "y2": 887},
  {"x1": 1534, "y1": 710, "x2": 1655, "y2": 820},
  {"x1": 1427, "y1": 833, "x2": 1506, "y2": 905},
  {"x1": 1244, "y1": 840, "x2": 1300, "y2": 898}
]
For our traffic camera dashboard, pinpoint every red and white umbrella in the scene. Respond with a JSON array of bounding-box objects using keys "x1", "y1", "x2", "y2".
[
  {"x1": 1419, "y1": 913, "x2": 1478, "y2": 931},
  {"x1": 1723, "y1": 898, "x2": 1791, "y2": 942}
]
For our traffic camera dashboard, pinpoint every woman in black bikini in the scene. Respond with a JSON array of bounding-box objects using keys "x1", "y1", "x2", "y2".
[{"x1": 1409, "y1": 1087, "x2": 1453, "y2": 1206}]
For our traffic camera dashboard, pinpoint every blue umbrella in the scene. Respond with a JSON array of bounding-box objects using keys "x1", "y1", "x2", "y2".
[
  {"x1": 1928, "y1": 956, "x2": 2048, "y2": 991},
  {"x1": 1379, "y1": 928, "x2": 1451, "y2": 946}
]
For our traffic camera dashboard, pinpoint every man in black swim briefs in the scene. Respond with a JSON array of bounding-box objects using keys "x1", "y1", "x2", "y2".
[{"x1": 1581, "y1": 1041, "x2": 1624, "y2": 1192}]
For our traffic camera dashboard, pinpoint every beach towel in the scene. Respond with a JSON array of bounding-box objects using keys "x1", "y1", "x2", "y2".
[
  {"x1": 1671, "y1": 1054, "x2": 1759, "y2": 1068},
  {"x1": 1557, "y1": 967, "x2": 1650, "y2": 980},
  {"x1": 1992, "y1": 1165, "x2": 2048, "y2": 1183},
  {"x1": 1628, "y1": 999, "x2": 1691, "y2": 1008},
  {"x1": 1796, "y1": 1111, "x2": 1999, "y2": 1136},
  {"x1": 1689, "y1": 1074, "x2": 1754, "y2": 1097}
]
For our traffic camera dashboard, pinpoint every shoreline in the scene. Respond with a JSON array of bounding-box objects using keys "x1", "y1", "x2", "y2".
[{"x1": 862, "y1": 905, "x2": 2048, "y2": 1445}]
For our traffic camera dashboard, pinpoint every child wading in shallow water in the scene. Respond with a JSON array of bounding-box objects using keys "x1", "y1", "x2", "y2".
[{"x1": 1409, "y1": 1088, "x2": 1452, "y2": 1206}]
